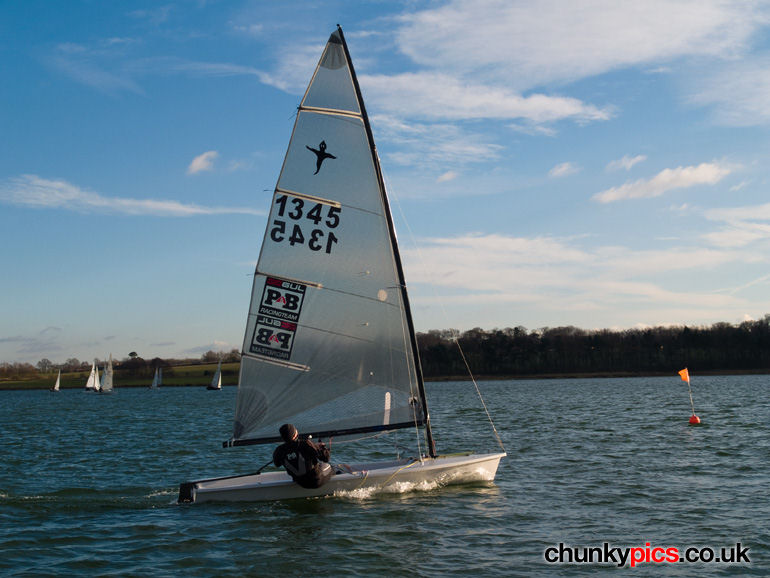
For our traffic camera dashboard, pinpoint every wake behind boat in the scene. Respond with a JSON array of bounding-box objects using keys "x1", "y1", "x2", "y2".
[{"x1": 178, "y1": 26, "x2": 504, "y2": 504}]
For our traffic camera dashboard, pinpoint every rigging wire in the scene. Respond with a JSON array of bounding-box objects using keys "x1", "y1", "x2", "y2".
[{"x1": 382, "y1": 170, "x2": 507, "y2": 454}]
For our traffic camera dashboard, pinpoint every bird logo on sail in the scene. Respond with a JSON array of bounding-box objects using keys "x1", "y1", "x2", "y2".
[{"x1": 306, "y1": 140, "x2": 336, "y2": 174}]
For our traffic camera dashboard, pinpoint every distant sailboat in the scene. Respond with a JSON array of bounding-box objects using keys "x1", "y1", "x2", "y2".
[
  {"x1": 84, "y1": 361, "x2": 100, "y2": 392},
  {"x1": 207, "y1": 361, "x2": 222, "y2": 390},
  {"x1": 150, "y1": 367, "x2": 162, "y2": 389},
  {"x1": 99, "y1": 355, "x2": 114, "y2": 394},
  {"x1": 179, "y1": 27, "x2": 505, "y2": 503},
  {"x1": 50, "y1": 370, "x2": 61, "y2": 392}
]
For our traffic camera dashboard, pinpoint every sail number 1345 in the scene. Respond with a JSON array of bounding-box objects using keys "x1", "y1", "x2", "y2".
[{"x1": 270, "y1": 194, "x2": 340, "y2": 254}]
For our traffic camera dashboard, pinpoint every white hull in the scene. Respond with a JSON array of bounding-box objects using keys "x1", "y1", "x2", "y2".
[{"x1": 179, "y1": 452, "x2": 505, "y2": 503}]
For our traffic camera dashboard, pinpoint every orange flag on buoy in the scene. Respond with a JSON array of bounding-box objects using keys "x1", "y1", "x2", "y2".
[{"x1": 678, "y1": 368, "x2": 700, "y2": 423}]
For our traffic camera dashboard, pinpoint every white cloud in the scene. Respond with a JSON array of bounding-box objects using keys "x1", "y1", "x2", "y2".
[
  {"x1": 0, "y1": 327, "x2": 64, "y2": 357},
  {"x1": 231, "y1": 22, "x2": 264, "y2": 37},
  {"x1": 361, "y1": 72, "x2": 611, "y2": 124},
  {"x1": 0, "y1": 175, "x2": 262, "y2": 217},
  {"x1": 372, "y1": 114, "x2": 504, "y2": 168},
  {"x1": 51, "y1": 43, "x2": 144, "y2": 94},
  {"x1": 403, "y1": 232, "x2": 759, "y2": 329},
  {"x1": 397, "y1": 0, "x2": 764, "y2": 90},
  {"x1": 128, "y1": 6, "x2": 172, "y2": 26},
  {"x1": 437, "y1": 171, "x2": 458, "y2": 183},
  {"x1": 507, "y1": 122, "x2": 557, "y2": 137},
  {"x1": 689, "y1": 56, "x2": 770, "y2": 126},
  {"x1": 187, "y1": 151, "x2": 219, "y2": 174},
  {"x1": 258, "y1": 44, "x2": 324, "y2": 93},
  {"x1": 705, "y1": 202, "x2": 770, "y2": 223},
  {"x1": 592, "y1": 162, "x2": 732, "y2": 203},
  {"x1": 703, "y1": 201, "x2": 770, "y2": 247},
  {"x1": 549, "y1": 162, "x2": 579, "y2": 178},
  {"x1": 182, "y1": 340, "x2": 235, "y2": 355},
  {"x1": 606, "y1": 154, "x2": 647, "y2": 171}
]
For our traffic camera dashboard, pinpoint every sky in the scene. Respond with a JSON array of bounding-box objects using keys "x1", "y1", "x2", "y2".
[{"x1": 3, "y1": 0, "x2": 770, "y2": 365}]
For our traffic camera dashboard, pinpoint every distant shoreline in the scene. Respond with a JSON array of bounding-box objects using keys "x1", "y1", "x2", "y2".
[
  {"x1": 426, "y1": 368, "x2": 770, "y2": 381},
  {"x1": 3, "y1": 367, "x2": 768, "y2": 391}
]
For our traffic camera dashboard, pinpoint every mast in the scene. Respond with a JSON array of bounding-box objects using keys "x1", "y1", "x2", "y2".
[{"x1": 336, "y1": 25, "x2": 437, "y2": 458}]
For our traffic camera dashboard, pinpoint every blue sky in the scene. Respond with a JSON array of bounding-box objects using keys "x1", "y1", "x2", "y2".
[{"x1": 3, "y1": 0, "x2": 770, "y2": 365}]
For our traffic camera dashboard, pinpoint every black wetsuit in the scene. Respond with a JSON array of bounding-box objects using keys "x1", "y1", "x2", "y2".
[{"x1": 273, "y1": 438, "x2": 332, "y2": 489}]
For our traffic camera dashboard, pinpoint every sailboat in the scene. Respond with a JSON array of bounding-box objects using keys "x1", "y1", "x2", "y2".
[
  {"x1": 150, "y1": 367, "x2": 162, "y2": 389},
  {"x1": 99, "y1": 354, "x2": 114, "y2": 394},
  {"x1": 84, "y1": 361, "x2": 100, "y2": 392},
  {"x1": 207, "y1": 361, "x2": 222, "y2": 390},
  {"x1": 50, "y1": 370, "x2": 61, "y2": 392},
  {"x1": 178, "y1": 27, "x2": 505, "y2": 503}
]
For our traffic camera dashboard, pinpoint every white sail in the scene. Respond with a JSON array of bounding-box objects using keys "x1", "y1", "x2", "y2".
[
  {"x1": 208, "y1": 361, "x2": 222, "y2": 390},
  {"x1": 84, "y1": 362, "x2": 99, "y2": 391},
  {"x1": 150, "y1": 368, "x2": 160, "y2": 389},
  {"x1": 158, "y1": 367, "x2": 163, "y2": 386},
  {"x1": 229, "y1": 28, "x2": 426, "y2": 446},
  {"x1": 51, "y1": 370, "x2": 61, "y2": 392},
  {"x1": 100, "y1": 355, "x2": 114, "y2": 393}
]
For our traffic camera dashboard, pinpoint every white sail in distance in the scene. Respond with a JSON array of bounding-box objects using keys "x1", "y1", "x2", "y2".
[
  {"x1": 85, "y1": 362, "x2": 99, "y2": 391},
  {"x1": 100, "y1": 355, "x2": 114, "y2": 393}
]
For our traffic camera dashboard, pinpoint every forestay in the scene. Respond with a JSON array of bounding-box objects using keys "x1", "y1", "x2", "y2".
[{"x1": 227, "y1": 29, "x2": 429, "y2": 448}]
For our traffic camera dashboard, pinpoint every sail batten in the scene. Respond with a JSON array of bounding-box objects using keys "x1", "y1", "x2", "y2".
[
  {"x1": 253, "y1": 271, "x2": 324, "y2": 290},
  {"x1": 274, "y1": 188, "x2": 342, "y2": 208},
  {"x1": 230, "y1": 27, "x2": 430, "y2": 452},
  {"x1": 299, "y1": 106, "x2": 363, "y2": 118}
]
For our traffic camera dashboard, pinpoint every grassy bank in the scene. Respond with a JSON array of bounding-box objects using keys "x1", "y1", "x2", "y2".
[{"x1": 0, "y1": 362, "x2": 240, "y2": 391}]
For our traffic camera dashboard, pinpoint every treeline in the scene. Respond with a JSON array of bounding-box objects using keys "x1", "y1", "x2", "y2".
[
  {"x1": 5, "y1": 316, "x2": 770, "y2": 381},
  {"x1": 1, "y1": 349, "x2": 241, "y2": 381},
  {"x1": 416, "y1": 315, "x2": 770, "y2": 378}
]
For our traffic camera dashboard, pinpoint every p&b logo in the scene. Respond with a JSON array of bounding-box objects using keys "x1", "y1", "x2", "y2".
[
  {"x1": 253, "y1": 317, "x2": 296, "y2": 351},
  {"x1": 263, "y1": 287, "x2": 301, "y2": 312},
  {"x1": 259, "y1": 277, "x2": 306, "y2": 322},
  {"x1": 254, "y1": 327, "x2": 293, "y2": 350}
]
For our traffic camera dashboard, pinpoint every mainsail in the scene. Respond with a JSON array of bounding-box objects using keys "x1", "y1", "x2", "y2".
[
  {"x1": 100, "y1": 355, "x2": 114, "y2": 393},
  {"x1": 228, "y1": 27, "x2": 433, "y2": 451},
  {"x1": 85, "y1": 362, "x2": 99, "y2": 391},
  {"x1": 210, "y1": 361, "x2": 222, "y2": 390},
  {"x1": 151, "y1": 367, "x2": 162, "y2": 389}
]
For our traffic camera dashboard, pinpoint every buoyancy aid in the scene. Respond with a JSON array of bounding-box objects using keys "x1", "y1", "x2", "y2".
[{"x1": 281, "y1": 448, "x2": 311, "y2": 478}]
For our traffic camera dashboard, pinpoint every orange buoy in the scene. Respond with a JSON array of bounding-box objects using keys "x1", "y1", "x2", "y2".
[{"x1": 689, "y1": 414, "x2": 701, "y2": 425}]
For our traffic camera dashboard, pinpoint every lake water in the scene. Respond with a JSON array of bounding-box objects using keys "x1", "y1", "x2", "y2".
[{"x1": 1, "y1": 375, "x2": 767, "y2": 576}]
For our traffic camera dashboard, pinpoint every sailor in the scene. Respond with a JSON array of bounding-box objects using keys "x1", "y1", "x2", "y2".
[{"x1": 272, "y1": 423, "x2": 333, "y2": 489}]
